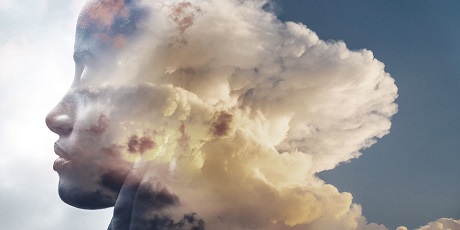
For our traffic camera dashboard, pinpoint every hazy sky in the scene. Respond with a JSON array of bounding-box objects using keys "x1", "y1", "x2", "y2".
[{"x1": 0, "y1": 1, "x2": 458, "y2": 230}]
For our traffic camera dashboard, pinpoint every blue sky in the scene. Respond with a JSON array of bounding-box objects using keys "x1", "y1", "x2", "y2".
[
  {"x1": 0, "y1": 1, "x2": 458, "y2": 229},
  {"x1": 278, "y1": 1, "x2": 460, "y2": 229}
]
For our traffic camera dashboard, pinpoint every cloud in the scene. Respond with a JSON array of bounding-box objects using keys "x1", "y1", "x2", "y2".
[
  {"x1": 416, "y1": 218, "x2": 460, "y2": 230},
  {"x1": 72, "y1": 0, "x2": 398, "y2": 228},
  {"x1": 398, "y1": 218, "x2": 460, "y2": 230},
  {"x1": 135, "y1": 0, "x2": 398, "y2": 170}
]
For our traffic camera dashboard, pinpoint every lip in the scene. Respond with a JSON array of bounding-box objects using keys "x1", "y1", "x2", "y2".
[
  {"x1": 54, "y1": 142, "x2": 70, "y2": 158},
  {"x1": 53, "y1": 158, "x2": 72, "y2": 171},
  {"x1": 53, "y1": 143, "x2": 72, "y2": 171}
]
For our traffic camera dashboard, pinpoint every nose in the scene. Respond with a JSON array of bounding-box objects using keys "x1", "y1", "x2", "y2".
[{"x1": 46, "y1": 98, "x2": 76, "y2": 136}]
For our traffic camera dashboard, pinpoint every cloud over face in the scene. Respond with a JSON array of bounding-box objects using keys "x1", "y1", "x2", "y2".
[
  {"x1": 135, "y1": 0, "x2": 398, "y2": 173},
  {"x1": 41, "y1": 0, "x2": 400, "y2": 229},
  {"x1": 71, "y1": 0, "x2": 398, "y2": 229}
]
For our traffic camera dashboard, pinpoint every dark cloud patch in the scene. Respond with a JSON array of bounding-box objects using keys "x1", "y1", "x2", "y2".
[
  {"x1": 127, "y1": 135, "x2": 156, "y2": 154},
  {"x1": 75, "y1": 0, "x2": 150, "y2": 56},
  {"x1": 211, "y1": 112, "x2": 233, "y2": 137},
  {"x1": 130, "y1": 213, "x2": 205, "y2": 230},
  {"x1": 100, "y1": 170, "x2": 129, "y2": 193},
  {"x1": 152, "y1": 213, "x2": 205, "y2": 230},
  {"x1": 111, "y1": 0, "x2": 149, "y2": 39},
  {"x1": 177, "y1": 123, "x2": 190, "y2": 149},
  {"x1": 88, "y1": 113, "x2": 109, "y2": 134},
  {"x1": 135, "y1": 182, "x2": 180, "y2": 210},
  {"x1": 169, "y1": 2, "x2": 201, "y2": 33},
  {"x1": 261, "y1": 0, "x2": 282, "y2": 15},
  {"x1": 109, "y1": 179, "x2": 187, "y2": 230}
]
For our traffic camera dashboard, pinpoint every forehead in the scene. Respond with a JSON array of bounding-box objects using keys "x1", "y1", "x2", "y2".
[{"x1": 74, "y1": 0, "x2": 148, "y2": 55}]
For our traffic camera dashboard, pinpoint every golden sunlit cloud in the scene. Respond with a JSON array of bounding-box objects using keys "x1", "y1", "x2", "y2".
[{"x1": 70, "y1": 0, "x2": 399, "y2": 229}]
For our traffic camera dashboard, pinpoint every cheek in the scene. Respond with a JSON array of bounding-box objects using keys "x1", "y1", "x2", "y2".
[
  {"x1": 68, "y1": 138, "x2": 132, "y2": 184},
  {"x1": 97, "y1": 146, "x2": 133, "y2": 190},
  {"x1": 74, "y1": 109, "x2": 114, "y2": 141},
  {"x1": 70, "y1": 110, "x2": 119, "y2": 160},
  {"x1": 87, "y1": 113, "x2": 110, "y2": 134},
  {"x1": 70, "y1": 91, "x2": 164, "y2": 162}
]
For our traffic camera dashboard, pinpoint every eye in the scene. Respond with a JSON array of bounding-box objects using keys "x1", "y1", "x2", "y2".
[
  {"x1": 73, "y1": 62, "x2": 84, "y2": 84},
  {"x1": 73, "y1": 51, "x2": 97, "y2": 83},
  {"x1": 73, "y1": 61, "x2": 91, "y2": 83},
  {"x1": 80, "y1": 66, "x2": 88, "y2": 80}
]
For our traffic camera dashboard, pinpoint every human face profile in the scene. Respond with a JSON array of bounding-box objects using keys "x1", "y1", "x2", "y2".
[
  {"x1": 45, "y1": 1, "x2": 400, "y2": 229},
  {"x1": 45, "y1": 0, "x2": 148, "y2": 209}
]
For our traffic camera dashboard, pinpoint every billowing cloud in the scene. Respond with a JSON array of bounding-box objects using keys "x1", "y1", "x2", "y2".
[
  {"x1": 71, "y1": 0, "x2": 399, "y2": 229},
  {"x1": 416, "y1": 218, "x2": 460, "y2": 230},
  {"x1": 397, "y1": 219, "x2": 460, "y2": 230}
]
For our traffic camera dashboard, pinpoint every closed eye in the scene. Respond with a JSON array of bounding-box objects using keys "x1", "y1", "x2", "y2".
[{"x1": 73, "y1": 50, "x2": 97, "y2": 83}]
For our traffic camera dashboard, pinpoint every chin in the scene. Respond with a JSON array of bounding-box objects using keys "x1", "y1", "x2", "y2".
[{"x1": 57, "y1": 174, "x2": 118, "y2": 210}]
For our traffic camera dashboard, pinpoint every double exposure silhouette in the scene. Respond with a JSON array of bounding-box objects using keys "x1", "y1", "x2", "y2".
[
  {"x1": 46, "y1": 1, "x2": 203, "y2": 229},
  {"x1": 46, "y1": 0, "x2": 398, "y2": 229}
]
